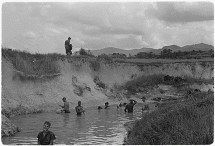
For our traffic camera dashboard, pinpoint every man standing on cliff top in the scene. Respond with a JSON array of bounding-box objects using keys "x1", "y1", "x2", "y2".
[
  {"x1": 65, "y1": 37, "x2": 72, "y2": 55},
  {"x1": 124, "y1": 99, "x2": 137, "y2": 113}
]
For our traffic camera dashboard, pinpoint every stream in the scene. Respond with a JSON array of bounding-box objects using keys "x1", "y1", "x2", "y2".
[{"x1": 2, "y1": 103, "x2": 156, "y2": 145}]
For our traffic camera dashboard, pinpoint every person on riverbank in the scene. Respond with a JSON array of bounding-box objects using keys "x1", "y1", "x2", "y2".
[
  {"x1": 75, "y1": 101, "x2": 85, "y2": 116},
  {"x1": 65, "y1": 37, "x2": 72, "y2": 55},
  {"x1": 60, "y1": 97, "x2": 70, "y2": 113},
  {"x1": 37, "y1": 121, "x2": 56, "y2": 145},
  {"x1": 124, "y1": 99, "x2": 137, "y2": 113}
]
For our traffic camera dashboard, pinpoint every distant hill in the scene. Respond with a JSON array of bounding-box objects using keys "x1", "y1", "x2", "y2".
[
  {"x1": 89, "y1": 43, "x2": 214, "y2": 56},
  {"x1": 90, "y1": 47, "x2": 153, "y2": 56},
  {"x1": 181, "y1": 43, "x2": 214, "y2": 52},
  {"x1": 146, "y1": 43, "x2": 214, "y2": 55}
]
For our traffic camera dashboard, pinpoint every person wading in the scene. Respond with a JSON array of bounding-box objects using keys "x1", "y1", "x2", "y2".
[
  {"x1": 104, "y1": 102, "x2": 110, "y2": 109},
  {"x1": 75, "y1": 101, "x2": 85, "y2": 116},
  {"x1": 124, "y1": 99, "x2": 137, "y2": 113},
  {"x1": 60, "y1": 97, "x2": 70, "y2": 113},
  {"x1": 37, "y1": 121, "x2": 56, "y2": 145}
]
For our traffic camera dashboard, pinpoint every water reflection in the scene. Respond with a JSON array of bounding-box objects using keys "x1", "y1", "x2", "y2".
[
  {"x1": 125, "y1": 113, "x2": 134, "y2": 121},
  {"x1": 2, "y1": 103, "x2": 146, "y2": 145},
  {"x1": 62, "y1": 113, "x2": 70, "y2": 127},
  {"x1": 75, "y1": 115, "x2": 84, "y2": 130}
]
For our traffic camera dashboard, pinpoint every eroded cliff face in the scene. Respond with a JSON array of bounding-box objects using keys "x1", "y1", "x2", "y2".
[
  {"x1": 2, "y1": 57, "x2": 214, "y2": 117},
  {"x1": 1, "y1": 115, "x2": 20, "y2": 137},
  {"x1": 1, "y1": 56, "x2": 214, "y2": 137},
  {"x1": 97, "y1": 61, "x2": 214, "y2": 86}
]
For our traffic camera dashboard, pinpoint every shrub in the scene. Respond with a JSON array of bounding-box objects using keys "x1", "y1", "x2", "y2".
[
  {"x1": 124, "y1": 92, "x2": 214, "y2": 145},
  {"x1": 79, "y1": 48, "x2": 88, "y2": 55},
  {"x1": 89, "y1": 59, "x2": 100, "y2": 71},
  {"x1": 96, "y1": 82, "x2": 106, "y2": 89},
  {"x1": 98, "y1": 54, "x2": 112, "y2": 62},
  {"x1": 124, "y1": 74, "x2": 214, "y2": 94},
  {"x1": 183, "y1": 76, "x2": 213, "y2": 84},
  {"x1": 2, "y1": 48, "x2": 61, "y2": 79},
  {"x1": 124, "y1": 74, "x2": 165, "y2": 94}
]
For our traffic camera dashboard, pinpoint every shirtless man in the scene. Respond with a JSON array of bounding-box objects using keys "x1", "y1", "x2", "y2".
[
  {"x1": 60, "y1": 97, "x2": 70, "y2": 113},
  {"x1": 124, "y1": 99, "x2": 137, "y2": 113},
  {"x1": 75, "y1": 101, "x2": 85, "y2": 116}
]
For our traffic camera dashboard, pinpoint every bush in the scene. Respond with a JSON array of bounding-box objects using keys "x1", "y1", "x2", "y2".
[
  {"x1": 98, "y1": 54, "x2": 112, "y2": 62},
  {"x1": 96, "y1": 82, "x2": 106, "y2": 88},
  {"x1": 124, "y1": 74, "x2": 165, "y2": 94},
  {"x1": 2, "y1": 48, "x2": 61, "y2": 79},
  {"x1": 79, "y1": 48, "x2": 88, "y2": 55},
  {"x1": 124, "y1": 74, "x2": 214, "y2": 94},
  {"x1": 124, "y1": 92, "x2": 214, "y2": 145},
  {"x1": 89, "y1": 59, "x2": 100, "y2": 71}
]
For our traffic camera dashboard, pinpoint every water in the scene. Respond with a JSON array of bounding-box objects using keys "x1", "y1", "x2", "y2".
[{"x1": 2, "y1": 103, "x2": 155, "y2": 145}]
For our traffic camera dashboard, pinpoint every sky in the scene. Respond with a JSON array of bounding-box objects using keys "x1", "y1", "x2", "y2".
[{"x1": 1, "y1": 1, "x2": 214, "y2": 54}]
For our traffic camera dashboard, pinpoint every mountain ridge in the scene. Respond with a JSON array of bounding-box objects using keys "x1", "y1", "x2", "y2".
[{"x1": 89, "y1": 43, "x2": 214, "y2": 56}]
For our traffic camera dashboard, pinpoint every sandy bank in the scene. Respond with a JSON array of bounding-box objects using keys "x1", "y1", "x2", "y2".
[{"x1": 1, "y1": 54, "x2": 214, "y2": 137}]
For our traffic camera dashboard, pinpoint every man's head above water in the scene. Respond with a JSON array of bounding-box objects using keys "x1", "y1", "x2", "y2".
[
  {"x1": 78, "y1": 101, "x2": 81, "y2": 106},
  {"x1": 43, "y1": 121, "x2": 51, "y2": 132},
  {"x1": 62, "y1": 97, "x2": 66, "y2": 102}
]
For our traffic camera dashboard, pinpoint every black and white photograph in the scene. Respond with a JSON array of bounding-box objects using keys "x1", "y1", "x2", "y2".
[{"x1": 1, "y1": 1, "x2": 214, "y2": 145}]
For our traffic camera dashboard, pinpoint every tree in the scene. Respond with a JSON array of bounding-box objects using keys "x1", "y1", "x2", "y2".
[
  {"x1": 160, "y1": 49, "x2": 172, "y2": 58},
  {"x1": 79, "y1": 48, "x2": 88, "y2": 55}
]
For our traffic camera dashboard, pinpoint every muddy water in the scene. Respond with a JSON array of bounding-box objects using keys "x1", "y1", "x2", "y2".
[{"x1": 2, "y1": 103, "x2": 156, "y2": 145}]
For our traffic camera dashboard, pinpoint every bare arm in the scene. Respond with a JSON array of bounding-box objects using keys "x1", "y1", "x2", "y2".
[
  {"x1": 49, "y1": 140, "x2": 54, "y2": 145},
  {"x1": 81, "y1": 106, "x2": 85, "y2": 113},
  {"x1": 124, "y1": 105, "x2": 127, "y2": 112},
  {"x1": 59, "y1": 102, "x2": 64, "y2": 108},
  {"x1": 133, "y1": 100, "x2": 137, "y2": 105}
]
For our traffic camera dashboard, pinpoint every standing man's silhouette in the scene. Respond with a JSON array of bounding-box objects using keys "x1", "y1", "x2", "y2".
[{"x1": 65, "y1": 37, "x2": 73, "y2": 55}]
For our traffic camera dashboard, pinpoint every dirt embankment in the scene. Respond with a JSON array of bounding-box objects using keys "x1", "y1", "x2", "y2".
[{"x1": 1, "y1": 55, "x2": 214, "y2": 137}]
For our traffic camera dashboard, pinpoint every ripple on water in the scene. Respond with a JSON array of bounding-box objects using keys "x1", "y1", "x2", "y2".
[{"x1": 2, "y1": 103, "x2": 145, "y2": 145}]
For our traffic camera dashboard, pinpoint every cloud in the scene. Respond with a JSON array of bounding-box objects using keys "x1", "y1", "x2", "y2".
[
  {"x1": 147, "y1": 2, "x2": 214, "y2": 23},
  {"x1": 22, "y1": 31, "x2": 40, "y2": 39},
  {"x1": 2, "y1": 2, "x2": 214, "y2": 54},
  {"x1": 141, "y1": 20, "x2": 214, "y2": 49}
]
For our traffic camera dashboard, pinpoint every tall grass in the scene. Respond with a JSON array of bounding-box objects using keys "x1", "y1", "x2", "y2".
[
  {"x1": 123, "y1": 74, "x2": 213, "y2": 94},
  {"x1": 183, "y1": 76, "x2": 214, "y2": 85},
  {"x1": 124, "y1": 74, "x2": 165, "y2": 94},
  {"x1": 124, "y1": 92, "x2": 214, "y2": 145},
  {"x1": 2, "y1": 48, "x2": 62, "y2": 78},
  {"x1": 89, "y1": 59, "x2": 100, "y2": 71}
]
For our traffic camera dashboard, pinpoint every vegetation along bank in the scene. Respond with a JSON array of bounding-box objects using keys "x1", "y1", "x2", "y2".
[{"x1": 1, "y1": 48, "x2": 214, "y2": 144}]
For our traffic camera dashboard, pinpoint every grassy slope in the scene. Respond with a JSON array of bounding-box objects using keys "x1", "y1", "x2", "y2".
[
  {"x1": 2, "y1": 49, "x2": 63, "y2": 76},
  {"x1": 124, "y1": 91, "x2": 214, "y2": 145},
  {"x1": 2, "y1": 48, "x2": 97, "y2": 78}
]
